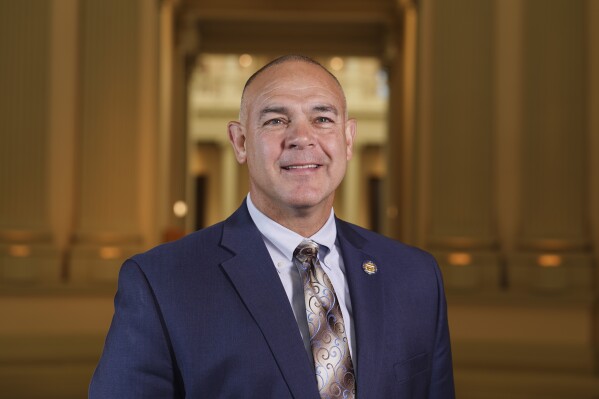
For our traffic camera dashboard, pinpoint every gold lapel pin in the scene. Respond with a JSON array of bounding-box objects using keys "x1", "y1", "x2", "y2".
[{"x1": 362, "y1": 260, "x2": 378, "y2": 275}]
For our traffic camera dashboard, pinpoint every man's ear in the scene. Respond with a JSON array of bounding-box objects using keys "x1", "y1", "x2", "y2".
[
  {"x1": 345, "y1": 118, "x2": 357, "y2": 161},
  {"x1": 227, "y1": 121, "x2": 247, "y2": 164}
]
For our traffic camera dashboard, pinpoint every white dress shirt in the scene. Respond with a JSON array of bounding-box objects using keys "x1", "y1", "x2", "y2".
[{"x1": 246, "y1": 194, "x2": 357, "y2": 369}]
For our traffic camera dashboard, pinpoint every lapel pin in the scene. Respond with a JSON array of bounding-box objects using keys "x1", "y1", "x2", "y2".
[{"x1": 362, "y1": 260, "x2": 377, "y2": 275}]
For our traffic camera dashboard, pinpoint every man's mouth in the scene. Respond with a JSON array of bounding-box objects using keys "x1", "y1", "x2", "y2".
[{"x1": 282, "y1": 164, "x2": 320, "y2": 170}]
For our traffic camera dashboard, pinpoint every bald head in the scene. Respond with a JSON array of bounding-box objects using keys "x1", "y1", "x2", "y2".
[{"x1": 239, "y1": 55, "x2": 347, "y2": 123}]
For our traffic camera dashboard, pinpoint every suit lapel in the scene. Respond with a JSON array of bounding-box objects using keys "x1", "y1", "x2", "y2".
[
  {"x1": 336, "y1": 220, "x2": 386, "y2": 399},
  {"x1": 219, "y1": 203, "x2": 320, "y2": 399}
]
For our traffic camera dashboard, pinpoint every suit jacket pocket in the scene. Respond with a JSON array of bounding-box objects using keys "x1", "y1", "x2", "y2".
[{"x1": 393, "y1": 352, "x2": 431, "y2": 383}]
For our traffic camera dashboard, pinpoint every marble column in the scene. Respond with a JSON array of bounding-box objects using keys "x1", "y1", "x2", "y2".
[
  {"x1": 220, "y1": 143, "x2": 240, "y2": 219},
  {"x1": 494, "y1": 0, "x2": 523, "y2": 262},
  {"x1": 591, "y1": 0, "x2": 599, "y2": 263},
  {"x1": 69, "y1": 0, "x2": 159, "y2": 286},
  {"x1": 384, "y1": 0, "x2": 418, "y2": 243},
  {"x1": 510, "y1": 0, "x2": 593, "y2": 295},
  {"x1": 0, "y1": 1, "x2": 61, "y2": 287},
  {"x1": 164, "y1": 15, "x2": 199, "y2": 239},
  {"x1": 342, "y1": 144, "x2": 362, "y2": 226},
  {"x1": 416, "y1": 0, "x2": 500, "y2": 292},
  {"x1": 589, "y1": 0, "x2": 599, "y2": 368}
]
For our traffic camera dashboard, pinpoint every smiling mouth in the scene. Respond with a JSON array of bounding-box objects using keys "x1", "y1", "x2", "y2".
[{"x1": 282, "y1": 164, "x2": 321, "y2": 170}]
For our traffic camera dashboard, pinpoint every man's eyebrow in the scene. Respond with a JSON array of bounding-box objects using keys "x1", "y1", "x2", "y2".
[
  {"x1": 312, "y1": 105, "x2": 338, "y2": 115},
  {"x1": 259, "y1": 106, "x2": 289, "y2": 116}
]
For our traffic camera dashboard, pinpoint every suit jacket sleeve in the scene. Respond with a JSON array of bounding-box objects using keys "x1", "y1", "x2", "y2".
[
  {"x1": 428, "y1": 259, "x2": 455, "y2": 398},
  {"x1": 89, "y1": 259, "x2": 181, "y2": 398}
]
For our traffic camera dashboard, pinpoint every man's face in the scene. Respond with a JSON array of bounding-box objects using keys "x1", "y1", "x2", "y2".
[{"x1": 228, "y1": 61, "x2": 356, "y2": 218}]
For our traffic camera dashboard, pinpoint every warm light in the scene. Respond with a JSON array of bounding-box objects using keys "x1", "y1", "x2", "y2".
[
  {"x1": 9, "y1": 245, "x2": 30, "y2": 258},
  {"x1": 239, "y1": 54, "x2": 253, "y2": 68},
  {"x1": 330, "y1": 57, "x2": 344, "y2": 71},
  {"x1": 173, "y1": 201, "x2": 188, "y2": 218},
  {"x1": 537, "y1": 254, "x2": 562, "y2": 268},
  {"x1": 448, "y1": 252, "x2": 472, "y2": 267},
  {"x1": 99, "y1": 246, "x2": 121, "y2": 260}
]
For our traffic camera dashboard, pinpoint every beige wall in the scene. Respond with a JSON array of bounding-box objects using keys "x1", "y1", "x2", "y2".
[{"x1": 0, "y1": 0, "x2": 597, "y2": 397}]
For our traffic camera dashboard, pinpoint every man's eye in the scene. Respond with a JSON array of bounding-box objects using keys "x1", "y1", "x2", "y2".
[
  {"x1": 264, "y1": 118, "x2": 285, "y2": 126},
  {"x1": 315, "y1": 117, "x2": 333, "y2": 123}
]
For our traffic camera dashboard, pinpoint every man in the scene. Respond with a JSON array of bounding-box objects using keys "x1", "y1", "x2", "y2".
[{"x1": 90, "y1": 55, "x2": 455, "y2": 398}]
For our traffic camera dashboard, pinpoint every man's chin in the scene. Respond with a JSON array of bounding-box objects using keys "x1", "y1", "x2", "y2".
[{"x1": 283, "y1": 194, "x2": 334, "y2": 212}]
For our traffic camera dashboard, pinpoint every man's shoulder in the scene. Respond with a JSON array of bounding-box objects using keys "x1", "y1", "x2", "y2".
[
  {"x1": 125, "y1": 203, "x2": 258, "y2": 276},
  {"x1": 336, "y1": 219, "x2": 436, "y2": 264},
  {"x1": 130, "y1": 220, "x2": 228, "y2": 270}
]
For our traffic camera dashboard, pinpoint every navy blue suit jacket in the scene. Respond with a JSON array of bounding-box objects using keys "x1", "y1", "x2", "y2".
[{"x1": 90, "y1": 202, "x2": 454, "y2": 398}]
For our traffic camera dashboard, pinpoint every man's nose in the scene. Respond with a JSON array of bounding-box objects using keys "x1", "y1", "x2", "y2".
[{"x1": 285, "y1": 119, "x2": 315, "y2": 149}]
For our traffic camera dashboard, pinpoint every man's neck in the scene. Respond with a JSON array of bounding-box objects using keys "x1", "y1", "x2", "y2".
[{"x1": 249, "y1": 195, "x2": 333, "y2": 238}]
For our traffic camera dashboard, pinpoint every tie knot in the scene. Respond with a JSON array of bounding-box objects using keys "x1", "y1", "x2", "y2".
[{"x1": 293, "y1": 240, "x2": 319, "y2": 263}]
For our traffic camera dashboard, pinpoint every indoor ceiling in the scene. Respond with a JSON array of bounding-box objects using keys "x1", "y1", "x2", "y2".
[{"x1": 175, "y1": 0, "x2": 404, "y2": 57}]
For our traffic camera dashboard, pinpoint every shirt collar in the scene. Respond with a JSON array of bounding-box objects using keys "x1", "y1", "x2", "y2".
[{"x1": 246, "y1": 194, "x2": 337, "y2": 261}]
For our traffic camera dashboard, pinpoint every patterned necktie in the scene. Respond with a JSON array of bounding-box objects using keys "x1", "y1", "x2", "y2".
[{"x1": 293, "y1": 240, "x2": 356, "y2": 399}]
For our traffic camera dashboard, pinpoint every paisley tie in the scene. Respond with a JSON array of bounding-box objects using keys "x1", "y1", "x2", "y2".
[{"x1": 293, "y1": 240, "x2": 356, "y2": 399}]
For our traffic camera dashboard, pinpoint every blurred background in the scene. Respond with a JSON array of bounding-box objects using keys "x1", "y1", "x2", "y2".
[{"x1": 0, "y1": 0, "x2": 598, "y2": 397}]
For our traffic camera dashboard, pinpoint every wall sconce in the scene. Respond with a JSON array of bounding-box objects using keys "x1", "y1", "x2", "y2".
[
  {"x1": 173, "y1": 200, "x2": 188, "y2": 218},
  {"x1": 447, "y1": 252, "x2": 472, "y2": 267},
  {"x1": 537, "y1": 254, "x2": 562, "y2": 268},
  {"x1": 99, "y1": 246, "x2": 121, "y2": 260},
  {"x1": 8, "y1": 245, "x2": 31, "y2": 258},
  {"x1": 239, "y1": 54, "x2": 253, "y2": 68},
  {"x1": 329, "y1": 56, "x2": 344, "y2": 71}
]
